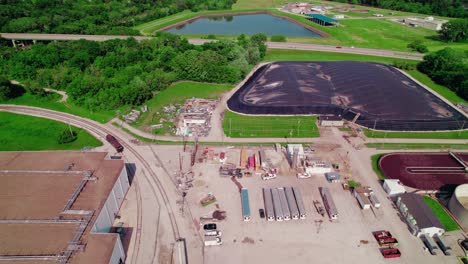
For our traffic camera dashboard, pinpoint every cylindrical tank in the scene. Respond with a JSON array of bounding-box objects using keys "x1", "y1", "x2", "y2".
[{"x1": 448, "y1": 184, "x2": 468, "y2": 230}]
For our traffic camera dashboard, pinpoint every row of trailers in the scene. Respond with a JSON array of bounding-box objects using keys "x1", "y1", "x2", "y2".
[{"x1": 263, "y1": 187, "x2": 306, "y2": 221}]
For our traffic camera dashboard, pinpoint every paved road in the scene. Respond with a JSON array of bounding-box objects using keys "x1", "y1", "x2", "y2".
[{"x1": 1, "y1": 32, "x2": 423, "y2": 60}]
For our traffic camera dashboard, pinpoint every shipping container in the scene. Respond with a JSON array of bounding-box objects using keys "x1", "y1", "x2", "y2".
[
  {"x1": 263, "y1": 188, "x2": 275, "y2": 221},
  {"x1": 292, "y1": 187, "x2": 307, "y2": 219}
]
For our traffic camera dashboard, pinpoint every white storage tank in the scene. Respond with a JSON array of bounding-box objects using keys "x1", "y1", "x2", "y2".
[{"x1": 448, "y1": 184, "x2": 468, "y2": 230}]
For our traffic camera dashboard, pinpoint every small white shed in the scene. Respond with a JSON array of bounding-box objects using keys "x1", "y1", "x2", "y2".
[{"x1": 383, "y1": 179, "x2": 406, "y2": 196}]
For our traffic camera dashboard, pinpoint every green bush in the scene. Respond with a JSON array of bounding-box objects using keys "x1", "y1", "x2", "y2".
[
  {"x1": 206, "y1": 34, "x2": 217, "y2": 39},
  {"x1": 57, "y1": 129, "x2": 78, "y2": 144},
  {"x1": 270, "y1": 35, "x2": 287, "y2": 42},
  {"x1": 348, "y1": 180, "x2": 362, "y2": 188},
  {"x1": 407, "y1": 40, "x2": 428, "y2": 53}
]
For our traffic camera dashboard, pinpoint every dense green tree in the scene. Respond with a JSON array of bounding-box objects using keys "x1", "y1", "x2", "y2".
[
  {"x1": 57, "y1": 128, "x2": 77, "y2": 144},
  {"x1": 417, "y1": 48, "x2": 468, "y2": 100},
  {"x1": 0, "y1": 76, "x2": 25, "y2": 101},
  {"x1": 407, "y1": 40, "x2": 428, "y2": 53},
  {"x1": 439, "y1": 19, "x2": 468, "y2": 42}
]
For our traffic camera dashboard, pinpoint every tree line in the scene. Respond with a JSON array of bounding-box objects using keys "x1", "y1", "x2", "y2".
[
  {"x1": 418, "y1": 48, "x2": 467, "y2": 101},
  {"x1": 0, "y1": 0, "x2": 237, "y2": 35},
  {"x1": 0, "y1": 33, "x2": 267, "y2": 111},
  {"x1": 330, "y1": 0, "x2": 467, "y2": 18}
]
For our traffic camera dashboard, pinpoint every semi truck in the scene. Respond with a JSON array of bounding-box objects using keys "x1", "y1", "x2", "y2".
[
  {"x1": 106, "y1": 134, "x2": 124, "y2": 153},
  {"x1": 204, "y1": 236, "x2": 222, "y2": 246},
  {"x1": 240, "y1": 188, "x2": 251, "y2": 221}
]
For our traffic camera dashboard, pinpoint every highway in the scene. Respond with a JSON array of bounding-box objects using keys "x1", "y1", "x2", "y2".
[{"x1": 1, "y1": 32, "x2": 424, "y2": 60}]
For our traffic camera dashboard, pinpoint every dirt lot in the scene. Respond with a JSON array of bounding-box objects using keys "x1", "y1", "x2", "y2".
[{"x1": 151, "y1": 142, "x2": 463, "y2": 264}]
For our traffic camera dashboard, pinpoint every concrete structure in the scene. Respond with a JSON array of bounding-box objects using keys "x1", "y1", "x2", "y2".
[
  {"x1": 287, "y1": 144, "x2": 304, "y2": 161},
  {"x1": 448, "y1": 184, "x2": 468, "y2": 230},
  {"x1": 0, "y1": 151, "x2": 130, "y2": 263},
  {"x1": 403, "y1": 17, "x2": 447, "y2": 31},
  {"x1": 332, "y1": 14, "x2": 344, "y2": 19},
  {"x1": 383, "y1": 179, "x2": 406, "y2": 196},
  {"x1": 305, "y1": 161, "x2": 333, "y2": 175},
  {"x1": 319, "y1": 115, "x2": 344, "y2": 127},
  {"x1": 396, "y1": 193, "x2": 445, "y2": 237},
  {"x1": 284, "y1": 2, "x2": 310, "y2": 14}
]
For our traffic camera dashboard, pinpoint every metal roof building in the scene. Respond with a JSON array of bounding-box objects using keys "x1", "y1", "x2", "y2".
[
  {"x1": 305, "y1": 14, "x2": 339, "y2": 26},
  {"x1": 0, "y1": 151, "x2": 130, "y2": 263},
  {"x1": 396, "y1": 193, "x2": 445, "y2": 237}
]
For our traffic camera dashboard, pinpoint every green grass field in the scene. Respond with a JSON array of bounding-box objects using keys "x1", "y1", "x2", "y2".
[
  {"x1": 363, "y1": 128, "x2": 468, "y2": 139},
  {"x1": 366, "y1": 143, "x2": 468, "y2": 150},
  {"x1": 422, "y1": 196, "x2": 460, "y2": 232},
  {"x1": 3, "y1": 93, "x2": 122, "y2": 123},
  {"x1": 134, "y1": 81, "x2": 233, "y2": 133},
  {"x1": 223, "y1": 111, "x2": 319, "y2": 138},
  {"x1": 0, "y1": 112, "x2": 102, "y2": 151},
  {"x1": 371, "y1": 154, "x2": 386, "y2": 180}
]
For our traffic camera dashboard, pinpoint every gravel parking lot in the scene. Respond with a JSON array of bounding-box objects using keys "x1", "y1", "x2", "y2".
[{"x1": 150, "y1": 142, "x2": 464, "y2": 264}]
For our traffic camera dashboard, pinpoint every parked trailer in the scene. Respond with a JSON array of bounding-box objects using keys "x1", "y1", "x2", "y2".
[
  {"x1": 433, "y1": 235, "x2": 451, "y2": 256},
  {"x1": 259, "y1": 149, "x2": 267, "y2": 168},
  {"x1": 320, "y1": 187, "x2": 338, "y2": 220},
  {"x1": 380, "y1": 248, "x2": 401, "y2": 258},
  {"x1": 106, "y1": 134, "x2": 124, "y2": 153},
  {"x1": 271, "y1": 188, "x2": 284, "y2": 221},
  {"x1": 263, "y1": 188, "x2": 275, "y2": 221},
  {"x1": 369, "y1": 193, "x2": 381, "y2": 208},
  {"x1": 278, "y1": 188, "x2": 291, "y2": 221},
  {"x1": 241, "y1": 188, "x2": 251, "y2": 221},
  {"x1": 292, "y1": 187, "x2": 306, "y2": 219},
  {"x1": 421, "y1": 234, "x2": 437, "y2": 255},
  {"x1": 285, "y1": 187, "x2": 299, "y2": 220}
]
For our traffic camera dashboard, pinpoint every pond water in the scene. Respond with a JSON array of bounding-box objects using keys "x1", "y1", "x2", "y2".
[{"x1": 165, "y1": 14, "x2": 321, "y2": 37}]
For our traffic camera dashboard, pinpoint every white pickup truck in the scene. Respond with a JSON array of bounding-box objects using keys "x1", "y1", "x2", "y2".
[
  {"x1": 204, "y1": 236, "x2": 222, "y2": 246},
  {"x1": 205, "y1": 230, "x2": 222, "y2": 237}
]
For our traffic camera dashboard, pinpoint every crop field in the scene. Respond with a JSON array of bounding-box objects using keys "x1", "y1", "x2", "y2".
[
  {"x1": 134, "y1": 81, "x2": 233, "y2": 134},
  {"x1": 0, "y1": 112, "x2": 102, "y2": 151},
  {"x1": 422, "y1": 196, "x2": 460, "y2": 232},
  {"x1": 223, "y1": 111, "x2": 319, "y2": 138}
]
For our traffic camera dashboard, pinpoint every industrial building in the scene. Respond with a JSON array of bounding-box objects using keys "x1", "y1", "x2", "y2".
[
  {"x1": 0, "y1": 151, "x2": 130, "y2": 263},
  {"x1": 305, "y1": 14, "x2": 339, "y2": 26},
  {"x1": 319, "y1": 115, "x2": 344, "y2": 127},
  {"x1": 396, "y1": 193, "x2": 445, "y2": 237},
  {"x1": 402, "y1": 17, "x2": 447, "y2": 31},
  {"x1": 287, "y1": 144, "x2": 304, "y2": 162},
  {"x1": 448, "y1": 184, "x2": 468, "y2": 230},
  {"x1": 382, "y1": 179, "x2": 406, "y2": 196}
]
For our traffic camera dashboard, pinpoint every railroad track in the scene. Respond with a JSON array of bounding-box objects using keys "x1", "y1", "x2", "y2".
[{"x1": 0, "y1": 105, "x2": 181, "y2": 262}]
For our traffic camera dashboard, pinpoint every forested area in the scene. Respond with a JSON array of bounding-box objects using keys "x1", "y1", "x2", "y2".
[
  {"x1": 0, "y1": 33, "x2": 266, "y2": 111},
  {"x1": 0, "y1": 0, "x2": 237, "y2": 35},
  {"x1": 331, "y1": 0, "x2": 467, "y2": 18},
  {"x1": 417, "y1": 48, "x2": 468, "y2": 100}
]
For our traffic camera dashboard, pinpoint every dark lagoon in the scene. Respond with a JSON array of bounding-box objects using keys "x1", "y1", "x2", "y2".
[{"x1": 165, "y1": 14, "x2": 322, "y2": 37}]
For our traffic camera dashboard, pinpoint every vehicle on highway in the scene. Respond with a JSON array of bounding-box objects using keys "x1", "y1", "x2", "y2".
[
  {"x1": 259, "y1": 208, "x2": 265, "y2": 218},
  {"x1": 336, "y1": 46, "x2": 342, "y2": 49},
  {"x1": 106, "y1": 134, "x2": 124, "y2": 153},
  {"x1": 203, "y1": 223, "x2": 217, "y2": 230}
]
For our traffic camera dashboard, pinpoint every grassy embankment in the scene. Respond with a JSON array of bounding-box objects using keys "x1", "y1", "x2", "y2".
[
  {"x1": 0, "y1": 111, "x2": 102, "y2": 151},
  {"x1": 132, "y1": 81, "x2": 233, "y2": 134},
  {"x1": 371, "y1": 154, "x2": 386, "y2": 180},
  {"x1": 422, "y1": 196, "x2": 460, "y2": 232},
  {"x1": 223, "y1": 111, "x2": 319, "y2": 138},
  {"x1": 363, "y1": 129, "x2": 468, "y2": 139},
  {"x1": 366, "y1": 143, "x2": 468, "y2": 150},
  {"x1": 2, "y1": 92, "x2": 122, "y2": 123}
]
